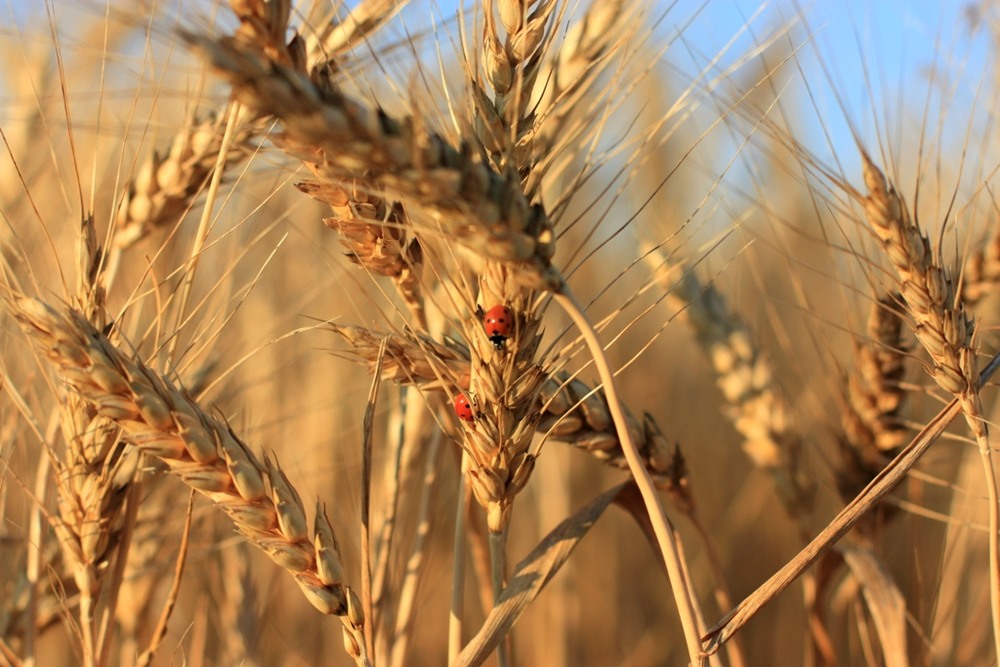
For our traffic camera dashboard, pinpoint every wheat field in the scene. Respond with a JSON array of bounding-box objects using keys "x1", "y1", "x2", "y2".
[{"x1": 3, "y1": 1, "x2": 1000, "y2": 665}]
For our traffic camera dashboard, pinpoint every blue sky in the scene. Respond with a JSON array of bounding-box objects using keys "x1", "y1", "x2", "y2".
[
  {"x1": 663, "y1": 1, "x2": 993, "y2": 161},
  {"x1": 9, "y1": 0, "x2": 989, "y2": 188}
]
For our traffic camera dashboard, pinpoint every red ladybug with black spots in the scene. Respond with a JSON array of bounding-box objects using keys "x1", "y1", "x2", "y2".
[
  {"x1": 454, "y1": 393, "x2": 475, "y2": 422},
  {"x1": 483, "y1": 304, "x2": 513, "y2": 350}
]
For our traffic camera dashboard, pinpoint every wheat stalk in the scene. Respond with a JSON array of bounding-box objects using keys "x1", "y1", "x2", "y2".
[{"x1": 8, "y1": 294, "x2": 370, "y2": 666}]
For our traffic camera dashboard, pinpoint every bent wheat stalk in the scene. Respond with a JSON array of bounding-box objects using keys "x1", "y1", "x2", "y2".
[
  {"x1": 8, "y1": 295, "x2": 370, "y2": 667},
  {"x1": 704, "y1": 349, "x2": 1000, "y2": 654}
]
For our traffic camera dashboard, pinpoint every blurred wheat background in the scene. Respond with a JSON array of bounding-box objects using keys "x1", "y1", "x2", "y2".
[{"x1": 3, "y1": 1, "x2": 1000, "y2": 665}]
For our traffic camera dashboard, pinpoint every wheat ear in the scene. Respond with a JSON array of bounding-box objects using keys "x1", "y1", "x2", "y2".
[
  {"x1": 962, "y1": 223, "x2": 1000, "y2": 306},
  {"x1": 330, "y1": 324, "x2": 675, "y2": 478},
  {"x1": 8, "y1": 295, "x2": 370, "y2": 666},
  {"x1": 837, "y1": 294, "x2": 909, "y2": 504},
  {"x1": 645, "y1": 251, "x2": 815, "y2": 520},
  {"x1": 183, "y1": 32, "x2": 560, "y2": 290},
  {"x1": 187, "y1": 18, "x2": 701, "y2": 652},
  {"x1": 114, "y1": 107, "x2": 259, "y2": 250},
  {"x1": 49, "y1": 215, "x2": 139, "y2": 667},
  {"x1": 859, "y1": 153, "x2": 1000, "y2": 659}
]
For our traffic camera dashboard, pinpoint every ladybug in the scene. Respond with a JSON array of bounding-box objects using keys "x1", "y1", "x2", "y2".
[
  {"x1": 483, "y1": 304, "x2": 513, "y2": 350},
  {"x1": 454, "y1": 393, "x2": 475, "y2": 422}
]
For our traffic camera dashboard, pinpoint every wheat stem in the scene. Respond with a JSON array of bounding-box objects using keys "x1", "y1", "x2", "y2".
[
  {"x1": 169, "y1": 101, "x2": 241, "y2": 360},
  {"x1": 552, "y1": 288, "x2": 706, "y2": 666},
  {"x1": 450, "y1": 458, "x2": 471, "y2": 664},
  {"x1": 703, "y1": 350, "x2": 1000, "y2": 654},
  {"x1": 388, "y1": 429, "x2": 442, "y2": 667},
  {"x1": 488, "y1": 529, "x2": 511, "y2": 667}
]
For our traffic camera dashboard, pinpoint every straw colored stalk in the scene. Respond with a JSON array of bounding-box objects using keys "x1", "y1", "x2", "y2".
[
  {"x1": 837, "y1": 294, "x2": 909, "y2": 504},
  {"x1": 859, "y1": 153, "x2": 1000, "y2": 658},
  {"x1": 9, "y1": 295, "x2": 371, "y2": 666},
  {"x1": 645, "y1": 253, "x2": 815, "y2": 517},
  {"x1": 183, "y1": 32, "x2": 561, "y2": 291}
]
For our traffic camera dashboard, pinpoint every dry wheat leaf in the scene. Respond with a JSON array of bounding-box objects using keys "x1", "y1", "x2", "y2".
[
  {"x1": 837, "y1": 545, "x2": 908, "y2": 667},
  {"x1": 453, "y1": 482, "x2": 627, "y2": 667}
]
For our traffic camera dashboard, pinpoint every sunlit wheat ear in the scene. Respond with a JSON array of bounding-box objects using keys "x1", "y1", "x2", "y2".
[
  {"x1": 328, "y1": 323, "x2": 472, "y2": 390},
  {"x1": 49, "y1": 214, "x2": 140, "y2": 665},
  {"x1": 962, "y1": 224, "x2": 1000, "y2": 307},
  {"x1": 473, "y1": 0, "x2": 558, "y2": 172},
  {"x1": 183, "y1": 32, "x2": 561, "y2": 291},
  {"x1": 296, "y1": 178, "x2": 425, "y2": 326},
  {"x1": 520, "y1": 0, "x2": 634, "y2": 197},
  {"x1": 114, "y1": 107, "x2": 260, "y2": 250},
  {"x1": 859, "y1": 154, "x2": 984, "y2": 432},
  {"x1": 329, "y1": 325, "x2": 674, "y2": 478},
  {"x1": 645, "y1": 252, "x2": 814, "y2": 517},
  {"x1": 8, "y1": 295, "x2": 370, "y2": 665},
  {"x1": 860, "y1": 152, "x2": 1000, "y2": 657},
  {"x1": 837, "y1": 294, "x2": 909, "y2": 502},
  {"x1": 538, "y1": 371, "x2": 672, "y2": 478}
]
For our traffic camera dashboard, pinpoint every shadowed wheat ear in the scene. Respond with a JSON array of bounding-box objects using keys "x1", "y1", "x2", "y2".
[
  {"x1": 296, "y1": 178, "x2": 425, "y2": 326},
  {"x1": 858, "y1": 152, "x2": 1000, "y2": 658},
  {"x1": 962, "y1": 222, "x2": 1000, "y2": 307},
  {"x1": 837, "y1": 294, "x2": 909, "y2": 505},
  {"x1": 7, "y1": 295, "x2": 371, "y2": 666},
  {"x1": 226, "y1": 0, "x2": 430, "y2": 326}
]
